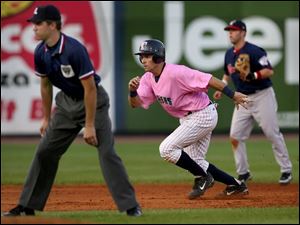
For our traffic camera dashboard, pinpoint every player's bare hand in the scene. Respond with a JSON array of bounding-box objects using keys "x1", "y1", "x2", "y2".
[
  {"x1": 213, "y1": 91, "x2": 222, "y2": 100},
  {"x1": 84, "y1": 126, "x2": 98, "y2": 147},
  {"x1": 40, "y1": 118, "x2": 49, "y2": 137},
  {"x1": 128, "y1": 76, "x2": 140, "y2": 91},
  {"x1": 233, "y1": 92, "x2": 250, "y2": 109}
]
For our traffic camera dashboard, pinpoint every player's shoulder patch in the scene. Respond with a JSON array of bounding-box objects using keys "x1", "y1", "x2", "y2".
[{"x1": 258, "y1": 55, "x2": 270, "y2": 66}]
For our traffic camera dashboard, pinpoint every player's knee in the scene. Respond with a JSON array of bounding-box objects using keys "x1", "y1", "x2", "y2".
[
  {"x1": 159, "y1": 141, "x2": 173, "y2": 161},
  {"x1": 262, "y1": 128, "x2": 280, "y2": 142},
  {"x1": 230, "y1": 137, "x2": 239, "y2": 149},
  {"x1": 159, "y1": 142, "x2": 168, "y2": 159}
]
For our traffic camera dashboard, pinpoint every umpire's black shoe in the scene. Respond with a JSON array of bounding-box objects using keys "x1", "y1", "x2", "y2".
[
  {"x1": 237, "y1": 172, "x2": 252, "y2": 183},
  {"x1": 188, "y1": 172, "x2": 214, "y2": 200},
  {"x1": 2, "y1": 205, "x2": 35, "y2": 216},
  {"x1": 126, "y1": 206, "x2": 142, "y2": 217}
]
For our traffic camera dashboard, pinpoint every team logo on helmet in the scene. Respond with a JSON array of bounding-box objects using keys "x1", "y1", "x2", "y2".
[{"x1": 140, "y1": 41, "x2": 148, "y2": 51}]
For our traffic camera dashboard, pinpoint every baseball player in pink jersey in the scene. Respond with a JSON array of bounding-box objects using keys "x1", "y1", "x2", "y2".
[{"x1": 128, "y1": 39, "x2": 250, "y2": 199}]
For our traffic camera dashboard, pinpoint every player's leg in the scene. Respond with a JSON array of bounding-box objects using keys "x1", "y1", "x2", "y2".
[
  {"x1": 183, "y1": 132, "x2": 211, "y2": 172},
  {"x1": 252, "y1": 87, "x2": 292, "y2": 183},
  {"x1": 159, "y1": 104, "x2": 217, "y2": 199},
  {"x1": 159, "y1": 104, "x2": 218, "y2": 176},
  {"x1": 161, "y1": 134, "x2": 214, "y2": 199},
  {"x1": 185, "y1": 134, "x2": 248, "y2": 196},
  {"x1": 184, "y1": 131, "x2": 242, "y2": 186},
  {"x1": 230, "y1": 105, "x2": 254, "y2": 180},
  {"x1": 94, "y1": 86, "x2": 140, "y2": 214}
]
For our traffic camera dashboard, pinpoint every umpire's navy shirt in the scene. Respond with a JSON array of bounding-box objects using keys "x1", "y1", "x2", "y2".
[
  {"x1": 34, "y1": 33, "x2": 101, "y2": 99},
  {"x1": 224, "y1": 42, "x2": 272, "y2": 95}
]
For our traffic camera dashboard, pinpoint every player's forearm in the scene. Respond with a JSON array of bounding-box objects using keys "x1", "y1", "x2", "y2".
[
  {"x1": 40, "y1": 78, "x2": 53, "y2": 121},
  {"x1": 128, "y1": 76, "x2": 142, "y2": 108},
  {"x1": 128, "y1": 92, "x2": 142, "y2": 108},
  {"x1": 84, "y1": 86, "x2": 97, "y2": 127},
  {"x1": 209, "y1": 76, "x2": 228, "y2": 92},
  {"x1": 209, "y1": 76, "x2": 236, "y2": 99},
  {"x1": 256, "y1": 68, "x2": 274, "y2": 79},
  {"x1": 221, "y1": 74, "x2": 230, "y2": 85}
]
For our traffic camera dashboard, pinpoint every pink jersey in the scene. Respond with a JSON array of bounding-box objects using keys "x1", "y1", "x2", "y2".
[{"x1": 137, "y1": 64, "x2": 212, "y2": 118}]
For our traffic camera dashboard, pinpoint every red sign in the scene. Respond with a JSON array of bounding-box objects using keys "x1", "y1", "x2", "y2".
[{"x1": 1, "y1": 1, "x2": 102, "y2": 70}]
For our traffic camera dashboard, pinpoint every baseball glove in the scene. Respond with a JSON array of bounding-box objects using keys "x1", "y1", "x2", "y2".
[{"x1": 235, "y1": 54, "x2": 250, "y2": 81}]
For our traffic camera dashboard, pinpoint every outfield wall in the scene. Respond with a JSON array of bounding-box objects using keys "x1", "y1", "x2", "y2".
[{"x1": 120, "y1": 1, "x2": 299, "y2": 133}]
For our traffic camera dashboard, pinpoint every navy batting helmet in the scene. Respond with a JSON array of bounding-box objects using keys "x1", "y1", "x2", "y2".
[{"x1": 134, "y1": 39, "x2": 165, "y2": 64}]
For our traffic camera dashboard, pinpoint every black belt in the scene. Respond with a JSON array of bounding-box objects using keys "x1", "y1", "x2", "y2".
[
  {"x1": 186, "y1": 101, "x2": 213, "y2": 116},
  {"x1": 240, "y1": 86, "x2": 271, "y2": 95},
  {"x1": 65, "y1": 85, "x2": 99, "y2": 101}
]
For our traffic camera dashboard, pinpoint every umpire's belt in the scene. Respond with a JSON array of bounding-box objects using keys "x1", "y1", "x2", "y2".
[{"x1": 66, "y1": 85, "x2": 99, "y2": 101}]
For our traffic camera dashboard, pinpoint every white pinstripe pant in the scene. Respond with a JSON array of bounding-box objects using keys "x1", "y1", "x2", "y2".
[{"x1": 159, "y1": 104, "x2": 218, "y2": 172}]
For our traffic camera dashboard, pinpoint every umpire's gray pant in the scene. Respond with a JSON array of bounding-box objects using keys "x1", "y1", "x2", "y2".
[{"x1": 19, "y1": 85, "x2": 139, "y2": 212}]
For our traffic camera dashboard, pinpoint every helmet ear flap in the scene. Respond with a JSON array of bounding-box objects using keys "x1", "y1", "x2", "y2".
[
  {"x1": 139, "y1": 54, "x2": 164, "y2": 64},
  {"x1": 153, "y1": 54, "x2": 164, "y2": 64}
]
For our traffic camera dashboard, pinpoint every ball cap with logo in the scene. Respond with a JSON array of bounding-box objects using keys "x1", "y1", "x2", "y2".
[
  {"x1": 27, "y1": 5, "x2": 61, "y2": 23},
  {"x1": 224, "y1": 20, "x2": 246, "y2": 31}
]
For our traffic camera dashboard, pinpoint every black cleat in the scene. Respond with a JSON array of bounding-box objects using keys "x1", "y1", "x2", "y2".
[
  {"x1": 279, "y1": 172, "x2": 292, "y2": 185},
  {"x1": 126, "y1": 206, "x2": 142, "y2": 217},
  {"x1": 188, "y1": 172, "x2": 214, "y2": 200},
  {"x1": 2, "y1": 205, "x2": 35, "y2": 216},
  {"x1": 223, "y1": 181, "x2": 249, "y2": 196},
  {"x1": 237, "y1": 172, "x2": 252, "y2": 183}
]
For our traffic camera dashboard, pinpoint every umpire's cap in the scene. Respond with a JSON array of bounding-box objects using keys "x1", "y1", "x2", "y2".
[
  {"x1": 224, "y1": 20, "x2": 246, "y2": 31},
  {"x1": 134, "y1": 39, "x2": 165, "y2": 63},
  {"x1": 27, "y1": 5, "x2": 61, "y2": 23}
]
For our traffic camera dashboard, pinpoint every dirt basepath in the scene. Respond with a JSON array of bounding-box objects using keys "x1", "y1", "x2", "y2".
[
  {"x1": 1, "y1": 183, "x2": 298, "y2": 212},
  {"x1": 1, "y1": 183, "x2": 298, "y2": 224}
]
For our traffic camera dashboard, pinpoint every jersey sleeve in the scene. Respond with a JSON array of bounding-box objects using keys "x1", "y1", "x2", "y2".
[
  {"x1": 251, "y1": 47, "x2": 273, "y2": 71},
  {"x1": 137, "y1": 74, "x2": 156, "y2": 109},
  {"x1": 34, "y1": 43, "x2": 47, "y2": 77},
  {"x1": 69, "y1": 44, "x2": 95, "y2": 79},
  {"x1": 176, "y1": 65, "x2": 212, "y2": 92}
]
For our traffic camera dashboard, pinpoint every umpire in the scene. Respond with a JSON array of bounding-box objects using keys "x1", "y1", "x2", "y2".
[{"x1": 4, "y1": 4, "x2": 142, "y2": 217}]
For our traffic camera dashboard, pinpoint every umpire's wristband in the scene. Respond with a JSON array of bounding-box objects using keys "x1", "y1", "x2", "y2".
[
  {"x1": 129, "y1": 91, "x2": 138, "y2": 97},
  {"x1": 222, "y1": 86, "x2": 235, "y2": 99}
]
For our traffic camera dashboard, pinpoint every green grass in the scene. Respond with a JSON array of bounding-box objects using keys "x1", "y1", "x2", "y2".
[
  {"x1": 1, "y1": 136, "x2": 299, "y2": 224},
  {"x1": 40, "y1": 207, "x2": 299, "y2": 224},
  {"x1": 1, "y1": 137, "x2": 299, "y2": 184}
]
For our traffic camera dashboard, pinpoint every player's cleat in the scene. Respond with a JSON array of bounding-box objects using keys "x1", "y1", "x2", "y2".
[
  {"x1": 279, "y1": 172, "x2": 292, "y2": 184},
  {"x1": 237, "y1": 172, "x2": 252, "y2": 183},
  {"x1": 2, "y1": 205, "x2": 35, "y2": 216},
  {"x1": 222, "y1": 181, "x2": 249, "y2": 196},
  {"x1": 188, "y1": 172, "x2": 214, "y2": 200},
  {"x1": 126, "y1": 206, "x2": 142, "y2": 217}
]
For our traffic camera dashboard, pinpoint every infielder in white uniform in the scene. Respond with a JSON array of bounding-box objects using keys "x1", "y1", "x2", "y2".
[
  {"x1": 213, "y1": 20, "x2": 293, "y2": 184},
  {"x1": 128, "y1": 39, "x2": 250, "y2": 199}
]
